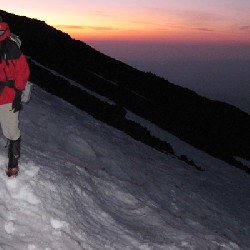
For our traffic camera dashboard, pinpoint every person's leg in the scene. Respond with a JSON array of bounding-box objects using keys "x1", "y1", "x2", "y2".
[
  {"x1": 0, "y1": 103, "x2": 20, "y2": 141},
  {"x1": 8, "y1": 137, "x2": 21, "y2": 168},
  {"x1": 0, "y1": 103, "x2": 21, "y2": 175}
]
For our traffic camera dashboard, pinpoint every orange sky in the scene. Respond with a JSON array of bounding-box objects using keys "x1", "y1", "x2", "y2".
[
  {"x1": 1, "y1": 1, "x2": 250, "y2": 43},
  {"x1": 1, "y1": 1, "x2": 250, "y2": 114}
]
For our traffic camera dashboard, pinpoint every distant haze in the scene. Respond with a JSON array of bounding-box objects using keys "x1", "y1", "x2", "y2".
[{"x1": 86, "y1": 41, "x2": 250, "y2": 114}]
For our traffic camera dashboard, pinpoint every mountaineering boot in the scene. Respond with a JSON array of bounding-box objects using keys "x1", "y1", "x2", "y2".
[
  {"x1": 6, "y1": 137, "x2": 21, "y2": 177},
  {"x1": 6, "y1": 167, "x2": 19, "y2": 177}
]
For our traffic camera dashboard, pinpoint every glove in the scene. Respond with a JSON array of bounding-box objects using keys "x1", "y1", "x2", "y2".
[{"x1": 12, "y1": 89, "x2": 22, "y2": 113}]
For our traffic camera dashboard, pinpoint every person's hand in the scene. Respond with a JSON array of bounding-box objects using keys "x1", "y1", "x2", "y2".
[{"x1": 12, "y1": 89, "x2": 22, "y2": 113}]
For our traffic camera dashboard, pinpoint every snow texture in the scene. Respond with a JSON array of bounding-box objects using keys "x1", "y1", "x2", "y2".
[{"x1": 0, "y1": 85, "x2": 249, "y2": 250}]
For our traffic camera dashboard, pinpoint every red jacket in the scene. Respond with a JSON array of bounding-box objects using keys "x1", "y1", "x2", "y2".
[{"x1": 0, "y1": 38, "x2": 30, "y2": 105}]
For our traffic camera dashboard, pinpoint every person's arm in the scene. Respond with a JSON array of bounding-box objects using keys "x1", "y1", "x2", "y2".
[
  {"x1": 14, "y1": 54, "x2": 30, "y2": 90},
  {"x1": 12, "y1": 54, "x2": 30, "y2": 112}
]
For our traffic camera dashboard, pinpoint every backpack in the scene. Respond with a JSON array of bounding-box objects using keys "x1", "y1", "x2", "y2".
[{"x1": 9, "y1": 33, "x2": 32, "y2": 103}]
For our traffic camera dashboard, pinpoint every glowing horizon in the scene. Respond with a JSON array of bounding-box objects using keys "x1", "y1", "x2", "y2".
[{"x1": 1, "y1": 0, "x2": 250, "y2": 43}]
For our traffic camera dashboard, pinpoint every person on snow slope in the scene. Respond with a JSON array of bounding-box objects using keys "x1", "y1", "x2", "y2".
[{"x1": 0, "y1": 17, "x2": 30, "y2": 177}]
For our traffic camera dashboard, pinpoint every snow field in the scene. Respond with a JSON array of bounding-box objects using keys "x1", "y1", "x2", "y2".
[{"x1": 0, "y1": 86, "x2": 248, "y2": 249}]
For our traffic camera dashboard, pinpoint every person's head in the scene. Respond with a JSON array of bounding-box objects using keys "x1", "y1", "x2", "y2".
[{"x1": 0, "y1": 16, "x2": 10, "y2": 42}]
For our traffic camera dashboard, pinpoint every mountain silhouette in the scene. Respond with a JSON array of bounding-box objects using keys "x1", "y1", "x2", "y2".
[{"x1": 1, "y1": 10, "x2": 249, "y2": 173}]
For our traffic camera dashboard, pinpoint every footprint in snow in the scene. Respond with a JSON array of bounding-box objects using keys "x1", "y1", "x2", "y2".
[
  {"x1": 5, "y1": 165, "x2": 41, "y2": 205},
  {"x1": 4, "y1": 220, "x2": 15, "y2": 234},
  {"x1": 50, "y1": 218, "x2": 69, "y2": 230},
  {"x1": 7, "y1": 183, "x2": 40, "y2": 205}
]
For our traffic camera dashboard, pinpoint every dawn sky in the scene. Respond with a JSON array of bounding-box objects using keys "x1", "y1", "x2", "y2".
[
  {"x1": 1, "y1": 1, "x2": 250, "y2": 43},
  {"x1": 1, "y1": 1, "x2": 250, "y2": 113}
]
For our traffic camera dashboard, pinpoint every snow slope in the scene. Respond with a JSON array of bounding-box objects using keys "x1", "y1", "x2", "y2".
[{"x1": 0, "y1": 85, "x2": 249, "y2": 250}]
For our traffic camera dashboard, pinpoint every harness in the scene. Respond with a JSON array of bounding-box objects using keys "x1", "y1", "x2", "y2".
[{"x1": 0, "y1": 79, "x2": 15, "y2": 95}]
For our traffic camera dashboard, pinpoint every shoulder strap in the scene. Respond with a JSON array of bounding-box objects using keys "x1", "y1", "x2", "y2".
[{"x1": 9, "y1": 33, "x2": 21, "y2": 48}]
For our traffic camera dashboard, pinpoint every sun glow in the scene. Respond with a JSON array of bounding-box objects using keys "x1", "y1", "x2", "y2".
[
  {"x1": 54, "y1": 21, "x2": 250, "y2": 44},
  {"x1": 1, "y1": 0, "x2": 250, "y2": 43}
]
